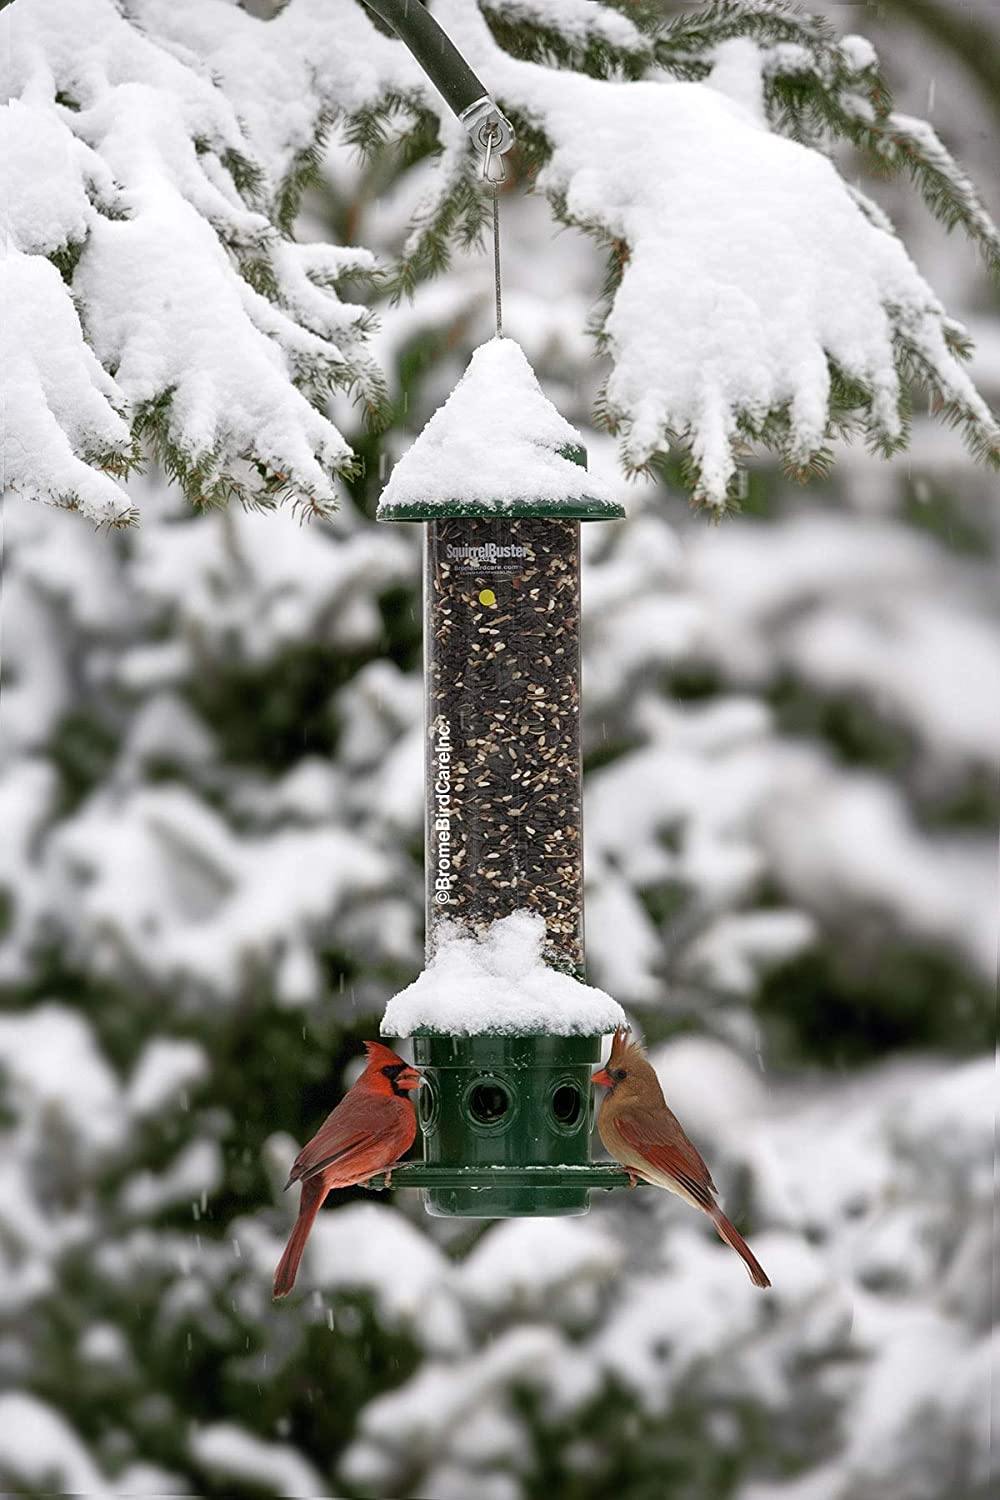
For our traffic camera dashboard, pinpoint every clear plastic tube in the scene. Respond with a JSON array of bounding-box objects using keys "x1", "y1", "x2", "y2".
[{"x1": 424, "y1": 516, "x2": 584, "y2": 972}]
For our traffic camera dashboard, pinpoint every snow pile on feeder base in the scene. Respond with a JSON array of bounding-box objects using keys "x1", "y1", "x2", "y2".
[
  {"x1": 381, "y1": 911, "x2": 626, "y2": 1038},
  {"x1": 376, "y1": 338, "x2": 623, "y2": 520}
]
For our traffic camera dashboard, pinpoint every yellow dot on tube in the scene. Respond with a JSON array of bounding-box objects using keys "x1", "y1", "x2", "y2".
[{"x1": 478, "y1": 588, "x2": 497, "y2": 606}]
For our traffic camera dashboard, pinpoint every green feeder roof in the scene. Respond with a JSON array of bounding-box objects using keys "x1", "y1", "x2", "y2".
[{"x1": 377, "y1": 338, "x2": 626, "y2": 523}]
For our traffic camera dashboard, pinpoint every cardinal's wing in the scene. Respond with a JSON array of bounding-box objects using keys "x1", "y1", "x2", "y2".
[
  {"x1": 614, "y1": 1108, "x2": 718, "y2": 1209},
  {"x1": 287, "y1": 1089, "x2": 412, "y2": 1187}
]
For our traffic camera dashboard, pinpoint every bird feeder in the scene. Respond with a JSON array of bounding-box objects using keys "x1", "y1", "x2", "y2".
[
  {"x1": 354, "y1": 0, "x2": 632, "y2": 1216},
  {"x1": 374, "y1": 339, "x2": 631, "y2": 1216}
]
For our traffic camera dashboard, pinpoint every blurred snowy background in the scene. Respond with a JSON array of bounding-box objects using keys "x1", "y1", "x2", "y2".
[{"x1": 1, "y1": 1, "x2": 997, "y2": 1497}]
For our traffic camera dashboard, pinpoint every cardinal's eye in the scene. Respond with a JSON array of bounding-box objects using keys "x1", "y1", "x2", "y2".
[{"x1": 612, "y1": 1068, "x2": 627, "y2": 1083}]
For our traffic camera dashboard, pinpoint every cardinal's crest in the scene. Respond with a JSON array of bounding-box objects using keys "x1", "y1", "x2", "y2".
[
  {"x1": 363, "y1": 1040, "x2": 408, "y2": 1069},
  {"x1": 608, "y1": 1025, "x2": 632, "y2": 1061}
]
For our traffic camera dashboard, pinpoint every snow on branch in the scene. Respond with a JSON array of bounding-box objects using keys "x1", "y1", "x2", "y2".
[
  {"x1": 2, "y1": 0, "x2": 392, "y2": 522},
  {"x1": 479, "y1": 0, "x2": 649, "y2": 78},
  {"x1": 4, "y1": 248, "x2": 140, "y2": 524},
  {"x1": 747, "y1": 26, "x2": 1000, "y2": 277},
  {"x1": 5, "y1": 0, "x2": 999, "y2": 518},
  {"x1": 434, "y1": 1, "x2": 1000, "y2": 507}
]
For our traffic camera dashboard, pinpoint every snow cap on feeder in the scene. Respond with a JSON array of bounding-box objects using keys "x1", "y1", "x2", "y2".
[
  {"x1": 377, "y1": 338, "x2": 625, "y2": 521},
  {"x1": 382, "y1": 911, "x2": 627, "y2": 1039}
]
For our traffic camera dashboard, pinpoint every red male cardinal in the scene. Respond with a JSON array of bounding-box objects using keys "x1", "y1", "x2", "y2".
[
  {"x1": 273, "y1": 1041, "x2": 422, "y2": 1299},
  {"x1": 594, "y1": 1028, "x2": 771, "y2": 1289}
]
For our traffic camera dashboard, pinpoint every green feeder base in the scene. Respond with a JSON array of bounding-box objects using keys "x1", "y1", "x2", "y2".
[{"x1": 398, "y1": 1033, "x2": 605, "y2": 1217}]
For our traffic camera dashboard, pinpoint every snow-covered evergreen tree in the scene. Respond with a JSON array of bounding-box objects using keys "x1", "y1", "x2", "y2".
[
  {"x1": 1, "y1": 2, "x2": 997, "y2": 1497},
  {"x1": 5, "y1": 0, "x2": 1000, "y2": 519}
]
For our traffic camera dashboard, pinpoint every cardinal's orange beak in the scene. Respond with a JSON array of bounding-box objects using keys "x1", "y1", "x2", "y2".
[
  {"x1": 398, "y1": 1067, "x2": 423, "y2": 1091},
  {"x1": 592, "y1": 1067, "x2": 613, "y2": 1089}
]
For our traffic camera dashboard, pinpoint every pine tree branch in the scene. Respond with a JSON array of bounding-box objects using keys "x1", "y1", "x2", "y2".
[
  {"x1": 655, "y1": 0, "x2": 837, "y2": 63},
  {"x1": 758, "y1": 31, "x2": 1000, "y2": 280},
  {"x1": 480, "y1": 0, "x2": 650, "y2": 79},
  {"x1": 864, "y1": 111, "x2": 1000, "y2": 278}
]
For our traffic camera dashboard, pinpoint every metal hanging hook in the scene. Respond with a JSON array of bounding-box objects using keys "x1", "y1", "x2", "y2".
[
  {"x1": 357, "y1": 7, "x2": 513, "y2": 341},
  {"x1": 460, "y1": 97, "x2": 515, "y2": 182},
  {"x1": 480, "y1": 117, "x2": 507, "y2": 185}
]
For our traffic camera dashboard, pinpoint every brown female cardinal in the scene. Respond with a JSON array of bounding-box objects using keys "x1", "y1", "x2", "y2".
[
  {"x1": 273, "y1": 1041, "x2": 422, "y2": 1299},
  {"x1": 593, "y1": 1028, "x2": 771, "y2": 1289}
]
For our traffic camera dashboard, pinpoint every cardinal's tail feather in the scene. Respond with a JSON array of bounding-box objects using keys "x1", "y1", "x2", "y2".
[
  {"x1": 273, "y1": 1179, "x2": 326, "y2": 1299},
  {"x1": 710, "y1": 1207, "x2": 771, "y2": 1289}
]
